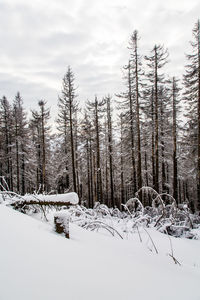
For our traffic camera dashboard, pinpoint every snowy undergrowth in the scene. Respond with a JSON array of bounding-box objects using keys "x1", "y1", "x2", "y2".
[
  {"x1": 1, "y1": 189, "x2": 200, "y2": 267},
  {"x1": 0, "y1": 202, "x2": 200, "y2": 300}
]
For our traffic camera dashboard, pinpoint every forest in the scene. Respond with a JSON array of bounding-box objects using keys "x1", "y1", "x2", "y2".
[{"x1": 0, "y1": 20, "x2": 200, "y2": 213}]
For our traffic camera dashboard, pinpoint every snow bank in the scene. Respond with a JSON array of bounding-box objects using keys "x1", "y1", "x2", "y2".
[{"x1": 0, "y1": 205, "x2": 200, "y2": 300}]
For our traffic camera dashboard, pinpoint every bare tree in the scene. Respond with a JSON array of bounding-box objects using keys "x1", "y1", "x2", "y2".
[
  {"x1": 145, "y1": 45, "x2": 169, "y2": 192},
  {"x1": 58, "y1": 66, "x2": 78, "y2": 193},
  {"x1": 183, "y1": 20, "x2": 200, "y2": 210}
]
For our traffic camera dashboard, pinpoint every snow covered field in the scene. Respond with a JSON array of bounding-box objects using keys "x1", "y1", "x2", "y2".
[{"x1": 0, "y1": 203, "x2": 200, "y2": 300}]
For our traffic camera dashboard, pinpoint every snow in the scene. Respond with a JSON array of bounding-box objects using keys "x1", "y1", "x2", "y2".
[
  {"x1": 0, "y1": 204, "x2": 200, "y2": 300},
  {"x1": 7, "y1": 192, "x2": 79, "y2": 205},
  {"x1": 25, "y1": 192, "x2": 79, "y2": 204}
]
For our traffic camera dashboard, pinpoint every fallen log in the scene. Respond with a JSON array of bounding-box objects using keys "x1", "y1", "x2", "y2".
[
  {"x1": 10, "y1": 192, "x2": 79, "y2": 210},
  {"x1": 11, "y1": 199, "x2": 75, "y2": 209}
]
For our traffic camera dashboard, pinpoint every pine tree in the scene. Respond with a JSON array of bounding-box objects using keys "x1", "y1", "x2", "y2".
[
  {"x1": 145, "y1": 45, "x2": 169, "y2": 192},
  {"x1": 171, "y1": 78, "x2": 181, "y2": 202},
  {"x1": 86, "y1": 97, "x2": 105, "y2": 203},
  {"x1": 105, "y1": 95, "x2": 115, "y2": 207},
  {"x1": 12, "y1": 92, "x2": 28, "y2": 194},
  {"x1": 129, "y1": 30, "x2": 143, "y2": 192},
  {"x1": 80, "y1": 112, "x2": 95, "y2": 207},
  {"x1": 31, "y1": 100, "x2": 50, "y2": 192},
  {"x1": 183, "y1": 20, "x2": 200, "y2": 210},
  {"x1": 57, "y1": 66, "x2": 78, "y2": 193},
  {"x1": 0, "y1": 96, "x2": 13, "y2": 190},
  {"x1": 116, "y1": 61, "x2": 137, "y2": 196},
  {"x1": 119, "y1": 113, "x2": 125, "y2": 206}
]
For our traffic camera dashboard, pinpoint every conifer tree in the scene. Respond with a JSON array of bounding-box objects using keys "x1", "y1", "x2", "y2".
[
  {"x1": 105, "y1": 95, "x2": 115, "y2": 207},
  {"x1": 57, "y1": 66, "x2": 78, "y2": 193},
  {"x1": 86, "y1": 97, "x2": 105, "y2": 203},
  {"x1": 183, "y1": 20, "x2": 200, "y2": 210},
  {"x1": 0, "y1": 96, "x2": 13, "y2": 190},
  {"x1": 31, "y1": 100, "x2": 50, "y2": 192},
  {"x1": 129, "y1": 30, "x2": 143, "y2": 191},
  {"x1": 145, "y1": 45, "x2": 168, "y2": 192},
  {"x1": 171, "y1": 78, "x2": 180, "y2": 202},
  {"x1": 12, "y1": 92, "x2": 28, "y2": 194}
]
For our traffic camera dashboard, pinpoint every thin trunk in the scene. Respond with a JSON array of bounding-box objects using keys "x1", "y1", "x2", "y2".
[
  {"x1": 160, "y1": 98, "x2": 166, "y2": 193},
  {"x1": 104, "y1": 122, "x2": 109, "y2": 206},
  {"x1": 15, "y1": 113, "x2": 20, "y2": 193},
  {"x1": 4, "y1": 112, "x2": 10, "y2": 188},
  {"x1": 64, "y1": 114, "x2": 69, "y2": 189},
  {"x1": 178, "y1": 179, "x2": 182, "y2": 204},
  {"x1": 154, "y1": 46, "x2": 159, "y2": 193},
  {"x1": 144, "y1": 149, "x2": 150, "y2": 206},
  {"x1": 74, "y1": 117, "x2": 80, "y2": 198},
  {"x1": 197, "y1": 21, "x2": 200, "y2": 210},
  {"x1": 107, "y1": 97, "x2": 114, "y2": 207},
  {"x1": 69, "y1": 98, "x2": 77, "y2": 193},
  {"x1": 41, "y1": 107, "x2": 46, "y2": 192},
  {"x1": 16, "y1": 138, "x2": 20, "y2": 193},
  {"x1": 134, "y1": 38, "x2": 142, "y2": 191},
  {"x1": 120, "y1": 114, "x2": 125, "y2": 208},
  {"x1": 9, "y1": 151, "x2": 13, "y2": 191},
  {"x1": 105, "y1": 153, "x2": 108, "y2": 206},
  {"x1": 93, "y1": 151, "x2": 97, "y2": 203},
  {"x1": 86, "y1": 138, "x2": 91, "y2": 207},
  {"x1": 172, "y1": 78, "x2": 178, "y2": 201},
  {"x1": 95, "y1": 97, "x2": 103, "y2": 203},
  {"x1": 21, "y1": 152, "x2": 25, "y2": 195},
  {"x1": 151, "y1": 88, "x2": 156, "y2": 189},
  {"x1": 128, "y1": 61, "x2": 137, "y2": 192},
  {"x1": 89, "y1": 132, "x2": 94, "y2": 207}
]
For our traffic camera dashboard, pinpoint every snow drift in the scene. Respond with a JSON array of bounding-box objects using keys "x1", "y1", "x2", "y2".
[{"x1": 0, "y1": 204, "x2": 200, "y2": 300}]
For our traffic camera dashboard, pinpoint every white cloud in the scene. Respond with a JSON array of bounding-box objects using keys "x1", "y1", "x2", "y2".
[{"x1": 0, "y1": 0, "x2": 199, "y2": 117}]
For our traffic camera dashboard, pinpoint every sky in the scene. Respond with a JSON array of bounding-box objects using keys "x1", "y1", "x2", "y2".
[{"x1": 0, "y1": 0, "x2": 200, "y2": 120}]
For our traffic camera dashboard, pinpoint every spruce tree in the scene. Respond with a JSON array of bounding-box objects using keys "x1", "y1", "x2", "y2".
[
  {"x1": 57, "y1": 66, "x2": 78, "y2": 193},
  {"x1": 145, "y1": 45, "x2": 169, "y2": 192},
  {"x1": 183, "y1": 20, "x2": 200, "y2": 210}
]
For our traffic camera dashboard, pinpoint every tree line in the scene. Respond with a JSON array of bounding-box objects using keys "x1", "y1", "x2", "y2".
[{"x1": 0, "y1": 20, "x2": 200, "y2": 212}]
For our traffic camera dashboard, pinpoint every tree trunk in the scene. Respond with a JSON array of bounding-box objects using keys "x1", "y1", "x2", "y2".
[
  {"x1": 69, "y1": 97, "x2": 77, "y2": 193},
  {"x1": 154, "y1": 46, "x2": 159, "y2": 193},
  {"x1": 134, "y1": 37, "x2": 142, "y2": 191},
  {"x1": 95, "y1": 97, "x2": 103, "y2": 203},
  {"x1": 160, "y1": 98, "x2": 166, "y2": 193},
  {"x1": 86, "y1": 138, "x2": 91, "y2": 207},
  {"x1": 120, "y1": 114, "x2": 125, "y2": 208},
  {"x1": 42, "y1": 110, "x2": 46, "y2": 191},
  {"x1": 151, "y1": 88, "x2": 156, "y2": 189},
  {"x1": 128, "y1": 61, "x2": 137, "y2": 193},
  {"x1": 107, "y1": 96, "x2": 115, "y2": 207},
  {"x1": 21, "y1": 152, "x2": 25, "y2": 195},
  {"x1": 197, "y1": 21, "x2": 200, "y2": 210},
  {"x1": 172, "y1": 78, "x2": 178, "y2": 202}
]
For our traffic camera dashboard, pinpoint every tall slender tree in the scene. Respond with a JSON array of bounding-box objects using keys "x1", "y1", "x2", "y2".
[
  {"x1": 86, "y1": 97, "x2": 105, "y2": 203},
  {"x1": 129, "y1": 30, "x2": 143, "y2": 191},
  {"x1": 183, "y1": 20, "x2": 200, "y2": 210},
  {"x1": 12, "y1": 92, "x2": 28, "y2": 194},
  {"x1": 145, "y1": 45, "x2": 168, "y2": 192},
  {"x1": 171, "y1": 78, "x2": 180, "y2": 201},
  {"x1": 58, "y1": 66, "x2": 78, "y2": 193},
  {"x1": 105, "y1": 95, "x2": 115, "y2": 207},
  {"x1": 31, "y1": 100, "x2": 50, "y2": 192},
  {"x1": 0, "y1": 96, "x2": 13, "y2": 190}
]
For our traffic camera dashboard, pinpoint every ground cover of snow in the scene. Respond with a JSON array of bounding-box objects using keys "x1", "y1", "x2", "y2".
[{"x1": 0, "y1": 204, "x2": 200, "y2": 300}]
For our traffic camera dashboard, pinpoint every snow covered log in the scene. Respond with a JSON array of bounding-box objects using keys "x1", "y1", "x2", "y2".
[{"x1": 10, "y1": 192, "x2": 79, "y2": 209}]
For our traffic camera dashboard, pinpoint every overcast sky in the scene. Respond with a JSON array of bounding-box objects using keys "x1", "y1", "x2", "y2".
[{"x1": 0, "y1": 0, "x2": 200, "y2": 119}]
